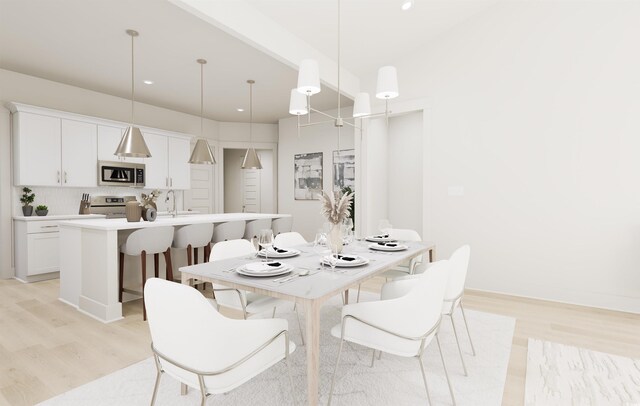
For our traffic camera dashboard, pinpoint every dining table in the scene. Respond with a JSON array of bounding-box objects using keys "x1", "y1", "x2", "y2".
[{"x1": 179, "y1": 239, "x2": 435, "y2": 406}]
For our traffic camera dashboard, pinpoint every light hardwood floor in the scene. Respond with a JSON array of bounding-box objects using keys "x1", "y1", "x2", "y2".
[{"x1": 0, "y1": 278, "x2": 638, "y2": 406}]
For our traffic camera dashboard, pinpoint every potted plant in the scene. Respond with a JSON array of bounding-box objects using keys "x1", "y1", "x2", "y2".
[
  {"x1": 35, "y1": 205, "x2": 49, "y2": 216},
  {"x1": 20, "y1": 187, "x2": 35, "y2": 216}
]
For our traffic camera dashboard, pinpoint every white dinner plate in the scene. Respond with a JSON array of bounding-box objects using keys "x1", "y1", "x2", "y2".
[
  {"x1": 369, "y1": 242, "x2": 408, "y2": 252},
  {"x1": 321, "y1": 254, "x2": 370, "y2": 268},
  {"x1": 365, "y1": 235, "x2": 397, "y2": 243},
  {"x1": 237, "y1": 263, "x2": 293, "y2": 277},
  {"x1": 257, "y1": 247, "x2": 301, "y2": 258}
]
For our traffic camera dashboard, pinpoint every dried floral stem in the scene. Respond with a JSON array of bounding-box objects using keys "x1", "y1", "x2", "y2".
[{"x1": 320, "y1": 191, "x2": 353, "y2": 225}]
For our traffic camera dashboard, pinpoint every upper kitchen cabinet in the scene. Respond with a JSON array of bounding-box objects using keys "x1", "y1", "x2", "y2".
[
  {"x1": 61, "y1": 120, "x2": 97, "y2": 187},
  {"x1": 12, "y1": 111, "x2": 97, "y2": 187},
  {"x1": 143, "y1": 132, "x2": 191, "y2": 190},
  {"x1": 97, "y1": 125, "x2": 143, "y2": 164}
]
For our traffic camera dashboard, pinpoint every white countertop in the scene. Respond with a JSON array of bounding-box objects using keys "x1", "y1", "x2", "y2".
[
  {"x1": 57, "y1": 213, "x2": 291, "y2": 231},
  {"x1": 13, "y1": 214, "x2": 106, "y2": 222}
]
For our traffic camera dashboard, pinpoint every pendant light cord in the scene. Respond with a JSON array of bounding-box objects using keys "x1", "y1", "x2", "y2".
[
  {"x1": 337, "y1": 0, "x2": 341, "y2": 118},
  {"x1": 200, "y1": 62, "x2": 204, "y2": 137},
  {"x1": 131, "y1": 32, "x2": 135, "y2": 125},
  {"x1": 249, "y1": 81, "x2": 253, "y2": 144}
]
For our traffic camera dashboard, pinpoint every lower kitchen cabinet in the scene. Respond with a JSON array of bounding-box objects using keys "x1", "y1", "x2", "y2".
[{"x1": 14, "y1": 219, "x2": 63, "y2": 282}]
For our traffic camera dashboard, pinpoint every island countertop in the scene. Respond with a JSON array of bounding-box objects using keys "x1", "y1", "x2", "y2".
[{"x1": 57, "y1": 213, "x2": 291, "y2": 231}]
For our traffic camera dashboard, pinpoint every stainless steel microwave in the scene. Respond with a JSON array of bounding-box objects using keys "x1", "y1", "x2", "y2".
[{"x1": 98, "y1": 161, "x2": 145, "y2": 187}]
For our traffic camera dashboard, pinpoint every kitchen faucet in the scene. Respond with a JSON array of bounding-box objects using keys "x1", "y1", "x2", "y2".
[{"x1": 165, "y1": 190, "x2": 177, "y2": 218}]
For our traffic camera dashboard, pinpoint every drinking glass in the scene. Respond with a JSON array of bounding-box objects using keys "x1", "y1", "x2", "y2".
[
  {"x1": 250, "y1": 236, "x2": 260, "y2": 259},
  {"x1": 314, "y1": 232, "x2": 329, "y2": 268},
  {"x1": 259, "y1": 229, "x2": 274, "y2": 262}
]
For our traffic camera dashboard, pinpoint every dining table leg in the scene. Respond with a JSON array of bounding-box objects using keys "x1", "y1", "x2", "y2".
[{"x1": 305, "y1": 299, "x2": 321, "y2": 405}]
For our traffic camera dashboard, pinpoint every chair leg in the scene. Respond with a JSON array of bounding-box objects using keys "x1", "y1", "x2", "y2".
[
  {"x1": 119, "y1": 252, "x2": 124, "y2": 303},
  {"x1": 164, "y1": 249, "x2": 174, "y2": 282},
  {"x1": 328, "y1": 338, "x2": 346, "y2": 406},
  {"x1": 450, "y1": 315, "x2": 468, "y2": 376},
  {"x1": 181, "y1": 383, "x2": 188, "y2": 395},
  {"x1": 141, "y1": 250, "x2": 147, "y2": 321},
  {"x1": 357, "y1": 284, "x2": 361, "y2": 303},
  {"x1": 154, "y1": 253, "x2": 159, "y2": 278},
  {"x1": 205, "y1": 243, "x2": 211, "y2": 262},
  {"x1": 272, "y1": 307, "x2": 277, "y2": 318},
  {"x1": 417, "y1": 355, "x2": 433, "y2": 406},
  {"x1": 295, "y1": 309, "x2": 305, "y2": 346},
  {"x1": 436, "y1": 334, "x2": 457, "y2": 406},
  {"x1": 197, "y1": 375, "x2": 208, "y2": 406},
  {"x1": 460, "y1": 304, "x2": 476, "y2": 356},
  {"x1": 151, "y1": 355, "x2": 163, "y2": 406},
  {"x1": 284, "y1": 334, "x2": 297, "y2": 405},
  {"x1": 194, "y1": 247, "x2": 199, "y2": 265},
  {"x1": 187, "y1": 244, "x2": 193, "y2": 266},
  {"x1": 370, "y1": 349, "x2": 376, "y2": 368}
]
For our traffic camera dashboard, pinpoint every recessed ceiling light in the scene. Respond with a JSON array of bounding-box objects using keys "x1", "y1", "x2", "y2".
[
  {"x1": 237, "y1": 108, "x2": 244, "y2": 112},
  {"x1": 401, "y1": 0, "x2": 414, "y2": 11},
  {"x1": 143, "y1": 80, "x2": 154, "y2": 85}
]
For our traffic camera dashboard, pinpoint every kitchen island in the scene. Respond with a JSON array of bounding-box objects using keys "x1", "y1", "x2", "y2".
[{"x1": 57, "y1": 213, "x2": 291, "y2": 322}]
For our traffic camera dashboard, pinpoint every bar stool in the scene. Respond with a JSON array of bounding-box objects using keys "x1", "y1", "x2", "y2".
[
  {"x1": 271, "y1": 216, "x2": 293, "y2": 236},
  {"x1": 173, "y1": 223, "x2": 214, "y2": 290},
  {"x1": 173, "y1": 223, "x2": 214, "y2": 267},
  {"x1": 119, "y1": 226, "x2": 174, "y2": 320},
  {"x1": 211, "y1": 220, "x2": 246, "y2": 243},
  {"x1": 243, "y1": 218, "x2": 272, "y2": 240}
]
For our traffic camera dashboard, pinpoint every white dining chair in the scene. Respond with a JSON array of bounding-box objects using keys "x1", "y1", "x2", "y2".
[
  {"x1": 209, "y1": 239, "x2": 305, "y2": 345},
  {"x1": 442, "y1": 244, "x2": 474, "y2": 376},
  {"x1": 328, "y1": 260, "x2": 456, "y2": 406},
  {"x1": 273, "y1": 231, "x2": 307, "y2": 248},
  {"x1": 271, "y1": 216, "x2": 293, "y2": 236},
  {"x1": 144, "y1": 278, "x2": 296, "y2": 406},
  {"x1": 355, "y1": 227, "x2": 423, "y2": 303},
  {"x1": 403, "y1": 245, "x2": 475, "y2": 377}
]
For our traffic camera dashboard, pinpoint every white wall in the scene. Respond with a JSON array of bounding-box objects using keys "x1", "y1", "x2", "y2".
[
  {"x1": 361, "y1": 117, "x2": 388, "y2": 237},
  {"x1": 278, "y1": 109, "x2": 355, "y2": 241},
  {"x1": 388, "y1": 111, "x2": 423, "y2": 231},
  {"x1": 0, "y1": 68, "x2": 278, "y2": 279},
  {"x1": 361, "y1": 1, "x2": 640, "y2": 313}
]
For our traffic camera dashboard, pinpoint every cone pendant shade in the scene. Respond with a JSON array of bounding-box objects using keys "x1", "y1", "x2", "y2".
[
  {"x1": 241, "y1": 147, "x2": 262, "y2": 170},
  {"x1": 189, "y1": 139, "x2": 216, "y2": 164},
  {"x1": 115, "y1": 126, "x2": 151, "y2": 158}
]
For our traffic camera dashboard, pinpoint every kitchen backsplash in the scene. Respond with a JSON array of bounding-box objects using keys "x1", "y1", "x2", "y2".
[{"x1": 13, "y1": 186, "x2": 183, "y2": 216}]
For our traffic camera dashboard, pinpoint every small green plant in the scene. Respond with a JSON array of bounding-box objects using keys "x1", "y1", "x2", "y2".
[
  {"x1": 36, "y1": 205, "x2": 48, "y2": 211},
  {"x1": 20, "y1": 187, "x2": 35, "y2": 207},
  {"x1": 341, "y1": 186, "x2": 355, "y2": 230}
]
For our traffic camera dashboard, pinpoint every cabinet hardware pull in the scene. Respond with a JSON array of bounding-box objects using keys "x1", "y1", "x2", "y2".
[
  {"x1": 41, "y1": 225, "x2": 58, "y2": 228},
  {"x1": 57, "y1": 170, "x2": 60, "y2": 183},
  {"x1": 170, "y1": 178, "x2": 173, "y2": 187},
  {"x1": 64, "y1": 171, "x2": 68, "y2": 183}
]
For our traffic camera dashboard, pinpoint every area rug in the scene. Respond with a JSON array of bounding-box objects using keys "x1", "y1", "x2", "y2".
[
  {"x1": 525, "y1": 339, "x2": 640, "y2": 405},
  {"x1": 39, "y1": 292, "x2": 515, "y2": 405}
]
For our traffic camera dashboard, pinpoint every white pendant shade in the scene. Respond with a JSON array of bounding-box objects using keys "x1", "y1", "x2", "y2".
[
  {"x1": 376, "y1": 66, "x2": 399, "y2": 99},
  {"x1": 115, "y1": 126, "x2": 151, "y2": 158},
  {"x1": 188, "y1": 139, "x2": 216, "y2": 164},
  {"x1": 289, "y1": 89, "x2": 308, "y2": 115},
  {"x1": 352, "y1": 92, "x2": 371, "y2": 117},
  {"x1": 241, "y1": 147, "x2": 263, "y2": 170},
  {"x1": 297, "y1": 59, "x2": 321, "y2": 95}
]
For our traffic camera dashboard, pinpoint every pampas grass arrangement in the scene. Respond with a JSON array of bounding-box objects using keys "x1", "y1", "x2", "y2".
[{"x1": 321, "y1": 191, "x2": 353, "y2": 225}]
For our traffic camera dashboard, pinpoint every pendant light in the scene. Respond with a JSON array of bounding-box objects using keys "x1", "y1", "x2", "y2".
[
  {"x1": 115, "y1": 29, "x2": 151, "y2": 158},
  {"x1": 241, "y1": 80, "x2": 262, "y2": 170},
  {"x1": 188, "y1": 59, "x2": 216, "y2": 164}
]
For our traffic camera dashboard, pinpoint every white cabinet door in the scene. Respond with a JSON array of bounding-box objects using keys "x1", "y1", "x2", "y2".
[
  {"x1": 27, "y1": 233, "x2": 60, "y2": 275},
  {"x1": 168, "y1": 137, "x2": 191, "y2": 190},
  {"x1": 61, "y1": 119, "x2": 97, "y2": 187},
  {"x1": 143, "y1": 132, "x2": 169, "y2": 189},
  {"x1": 14, "y1": 112, "x2": 61, "y2": 186},
  {"x1": 97, "y1": 125, "x2": 143, "y2": 164}
]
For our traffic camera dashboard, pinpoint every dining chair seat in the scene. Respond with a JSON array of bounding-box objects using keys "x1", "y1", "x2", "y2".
[{"x1": 273, "y1": 232, "x2": 307, "y2": 248}]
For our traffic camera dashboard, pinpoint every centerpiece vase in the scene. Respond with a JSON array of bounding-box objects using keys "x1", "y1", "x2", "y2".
[{"x1": 328, "y1": 223, "x2": 344, "y2": 254}]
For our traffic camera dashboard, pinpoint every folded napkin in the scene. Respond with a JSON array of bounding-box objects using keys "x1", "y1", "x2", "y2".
[
  {"x1": 377, "y1": 242, "x2": 398, "y2": 247},
  {"x1": 244, "y1": 261, "x2": 283, "y2": 272},
  {"x1": 372, "y1": 234, "x2": 390, "y2": 239}
]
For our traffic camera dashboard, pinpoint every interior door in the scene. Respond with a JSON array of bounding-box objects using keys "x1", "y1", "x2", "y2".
[
  {"x1": 242, "y1": 168, "x2": 261, "y2": 213},
  {"x1": 186, "y1": 164, "x2": 214, "y2": 214}
]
